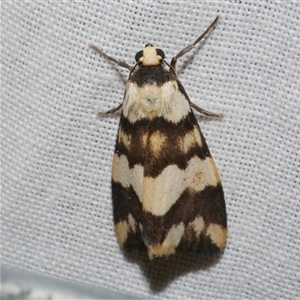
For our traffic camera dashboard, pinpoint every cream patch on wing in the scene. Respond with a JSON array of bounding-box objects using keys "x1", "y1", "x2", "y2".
[
  {"x1": 112, "y1": 154, "x2": 220, "y2": 216},
  {"x1": 206, "y1": 224, "x2": 227, "y2": 249},
  {"x1": 115, "y1": 220, "x2": 128, "y2": 246},
  {"x1": 118, "y1": 128, "x2": 131, "y2": 150},
  {"x1": 127, "y1": 213, "x2": 136, "y2": 233},
  {"x1": 182, "y1": 126, "x2": 203, "y2": 153},
  {"x1": 115, "y1": 213, "x2": 137, "y2": 246},
  {"x1": 147, "y1": 223, "x2": 185, "y2": 259},
  {"x1": 112, "y1": 154, "x2": 143, "y2": 202},
  {"x1": 188, "y1": 216, "x2": 205, "y2": 238},
  {"x1": 149, "y1": 131, "x2": 167, "y2": 156},
  {"x1": 123, "y1": 81, "x2": 190, "y2": 123},
  {"x1": 143, "y1": 156, "x2": 221, "y2": 216},
  {"x1": 141, "y1": 133, "x2": 148, "y2": 148},
  {"x1": 163, "y1": 222, "x2": 185, "y2": 248}
]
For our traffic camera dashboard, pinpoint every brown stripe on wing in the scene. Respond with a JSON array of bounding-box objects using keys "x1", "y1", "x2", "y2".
[
  {"x1": 115, "y1": 111, "x2": 210, "y2": 177},
  {"x1": 178, "y1": 230, "x2": 222, "y2": 256},
  {"x1": 114, "y1": 114, "x2": 150, "y2": 168},
  {"x1": 143, "y1": 112, "x2": 211, "y2": 178},
  {"x1": 112, "y1": 181, "x2": 145, "y2": 251},
  {"x1": 142, "y1": 184, "x2": 226, "y2": 256}
]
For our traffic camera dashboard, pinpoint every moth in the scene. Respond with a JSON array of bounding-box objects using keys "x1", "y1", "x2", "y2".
[{"x1": 90, "y1": 15, "x2": 227, "y2": 259}]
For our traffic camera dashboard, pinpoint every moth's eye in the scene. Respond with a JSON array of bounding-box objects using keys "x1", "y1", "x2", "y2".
[
  {"x1": 135, "y1": 50, "x2": 143, "y2": 62},
  {"x1": 156, "y1": 49, "x2": 165, "y2": 59},
  {"x1": 145, "y1": 43, "x2": 153, "y2": 47}
]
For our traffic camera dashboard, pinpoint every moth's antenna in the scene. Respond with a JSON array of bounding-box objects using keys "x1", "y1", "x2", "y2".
[
  {"x1": 89, "y1": 44, "x2": 133, "y2": 71},
  {"x1": 171, "y1": 15, "x2": 220, "y2": 71}
]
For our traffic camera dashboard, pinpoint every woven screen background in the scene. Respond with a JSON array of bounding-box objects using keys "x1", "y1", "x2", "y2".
[{"x1": 1, "y1": 2, "x2": 299, "y2": 299}]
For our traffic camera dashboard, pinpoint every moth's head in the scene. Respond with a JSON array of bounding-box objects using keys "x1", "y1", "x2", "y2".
[{"x1": 135, "y1": 44, "x2": 165, "y2": 66}]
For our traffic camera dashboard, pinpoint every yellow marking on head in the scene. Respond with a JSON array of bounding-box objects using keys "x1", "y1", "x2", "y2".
[
  {"x1": 206, "y1": 224, "x2": 227, "y2": 249},
  {"x1": 149, "y1": 131, "x2": 167, "y2": 156},
  {"x1": 139, "y1": 45, "x2": 162, "y2": 66},
  {"x1": 118, "y1": 129, "x2": 131, "y2": 149}
]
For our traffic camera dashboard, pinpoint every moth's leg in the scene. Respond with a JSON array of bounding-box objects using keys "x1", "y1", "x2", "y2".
[
  {"x1": 97, "y1": 103, "x2": 123, "y2": 116},
  {"x1": 191, "y1": 102, "x2": 224, "y2": 118},
  {"x1": 171, "y1": 15, "x2": 220, "y2": 71},
  {"x1": 89, "y1": 44, "x2": 133, "y2": 71}
]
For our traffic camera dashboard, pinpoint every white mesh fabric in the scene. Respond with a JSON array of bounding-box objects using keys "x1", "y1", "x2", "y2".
[{"x1": 1, "y1": 2, "x2": 299, "y2": 299}]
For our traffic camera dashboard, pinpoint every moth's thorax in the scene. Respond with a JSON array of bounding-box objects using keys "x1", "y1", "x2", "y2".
[
  {"x1": 129, "y1": 64, "x2": 175, "y2": 86},
  {"x1": 122, "y1": 80, "x2": 191, "y2": 123}
]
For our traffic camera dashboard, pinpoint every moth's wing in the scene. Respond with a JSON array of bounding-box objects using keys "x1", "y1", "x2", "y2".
[
  {"x1": 111, "y1": 114, "x2": 149, "y2": 251},
  {"x1": 141, "y1": 86, "x2": 227, "y2": 259}
]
